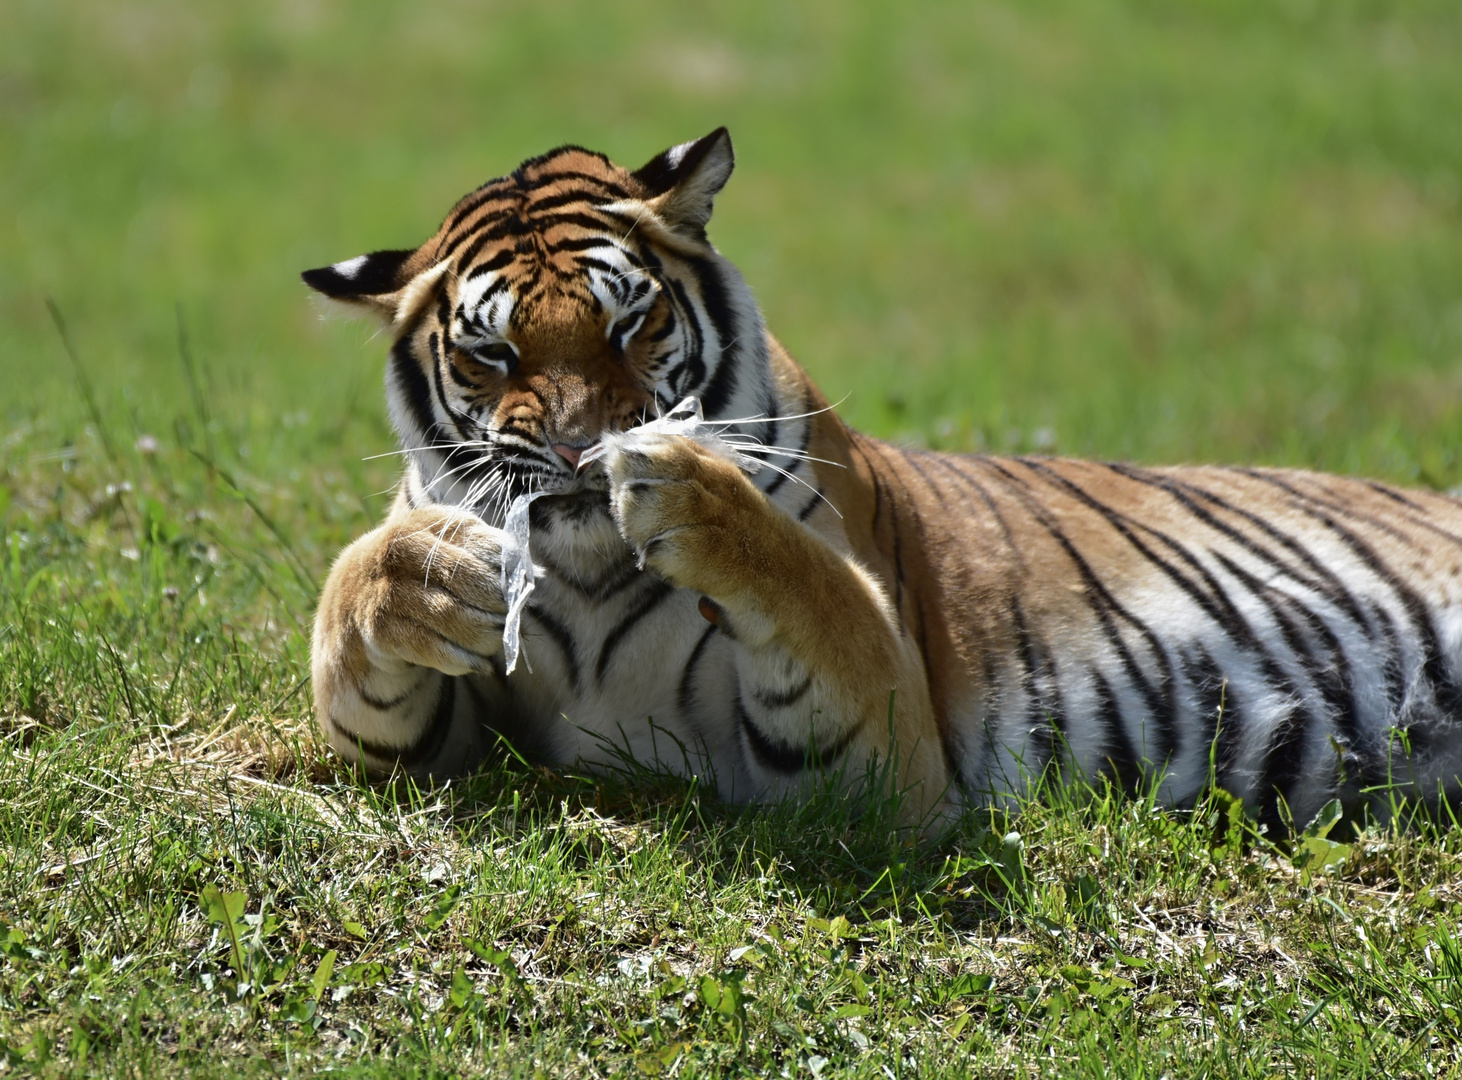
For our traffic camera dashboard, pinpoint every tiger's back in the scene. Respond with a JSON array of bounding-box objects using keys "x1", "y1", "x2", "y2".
[{"x1": 303, "y1": 128, "x2": 1462, "y2": 830}]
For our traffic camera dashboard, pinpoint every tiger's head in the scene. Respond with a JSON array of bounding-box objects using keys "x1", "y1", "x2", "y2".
[{"x1": 303, "y1": 128, "x2": 773, "y2": 551}]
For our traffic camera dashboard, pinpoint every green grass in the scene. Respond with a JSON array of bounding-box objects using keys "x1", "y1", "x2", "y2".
[{"x1": 4, "y1": 0, "x2": 1462, "y2": 1075}]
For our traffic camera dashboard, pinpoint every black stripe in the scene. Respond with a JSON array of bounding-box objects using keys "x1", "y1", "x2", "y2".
[
  {"x1": 1209, "y1": 549, "x2": 1367, "y2": 759},
  {"x1": 439, "y1": 169, "x2": 635, "y2": 254},
  {"x1": 687, "y1": 256, "x2": 736, "y2": 345},
  {"x1": 854, "y1": 441, "x2": 884, "y2": 532},
  {"x1": 1256, "y1": 702, "x2": 1310, "y2": 836},
  {"x1": 1089, "y1": 669, "x2": 1140, "y2": 789},
  {"x1": 442, "y1": 200, "x2": 518, "y2": 254},
  {"x1": 1364, "y1": 479, "x2": 1424, "y2": 511},
  {"x1": 855, "y1": 439, "x2": 910, "y2": 612},
  {"x1": 1261, "y1": 469, "x2": 1462, "y2": 559},
  {"x1": 884, "y1": 446, "x2": 936, "y2": 619},
  {"x1": 437, "y1": 286, "x2": 455, "y2": 336},
  {"x1": 755, "y1": 394, "x2": 783, "y2": 486},
  {"x1": 1267, "y1": 487, "x2": 1462, "y2": 717},
  {"x1": 1013, "y1": 596, "x2": 1064, "y2": 727},
  {"x1": 524, "y1": 190, "x2": 604, "y2": 215},
  {"x1": 736, "y1": 691, "x2": 858, "y2": 776},
  {"x1": 1106, "y1": 464, "x2": 1371, "y2": 631},
  {"x1": 385, "y1": 314, "x2": 435, "y2": 450},
  {"x1": 338, "y1": 673, "x2": 461, "y2": 770},
  {"x1": 1117, "y1": 505, "x2": 1329, "y2": 736},
  {"x1": 979, "y1": 458, "x2": 1179, "y2": 761},
  {"x1": 442, "y1": 186, "x2": 514, "y2": 238},
  {"x1": 921, "y1": 453, "x2": 1021, "y2": 557},
  {"x1": 401, "y1": 673, "x2": 461, "y2": 768},
  {"x1": 572, "y1": 254, "x2": 630, "y2": 279},
  {"x1": 609, "y1": 311, "x2": 645, "y2": 355},
  {"x1": 446, "y1": 354, "x2": 478, "y2": 389},
  {"x1": 663, "y1": 278, "x2": 704, "y2": 397},
  {"x1": 595, "y1": 581, "x2": 676, "y2": 684},
  {"x1": 695, "y1": 333, "x2": 739, "y2": 420},
  {"x1": 524, "y1": 605, "x2": 581, "y2": 692},
  {"x1": 550, "y1": 235, "x2": 626, "y2": 255},
  {"x1": 523, "y1": 209, "x2": 635, "y2": 235},
  {"x1": 763, "y1": 412, "x2": 814, "y2": 499},
  {"x1": 901, "y1": 451, "x2": 952, "y2": 511},
  {"x1": 358, "y1": 671, "x2": 428, "y2": 711},
  {"x1": 330, "y1": 689, "x2": 450, "y2": 765},
  {"x1": 1182, "y1": 646, "x2": 1242, "y2": 793},
  {"x1": 506, "y1": 262, "x2": 544, "y2": 303},
  {"x1": 646, "y1": 310, "x2": 678, "y2": 343},
  {"x1": 678, "y1": 625, "x2": 719, "y2": 716},
  {"x1": 427, "y1": 333, "x2": 472, "y2": 441},
  {"x1": 444, "y1": 209, "x2": 519, "y2": 264},
  {"x1": 1369, "y1": 599, "x2": 1409, "y2": 716},
  {"x1": 795, "y1": 488, "x2": 825, "y2": 521},
  {"x1": 1239, "y1": 469, "x2": 1419, "y2": 549},
  {"x1": 1113, "y1": 465, "x2": 1404, "y2": 726},
  {"x1": 761, "y1": 458, "x2": 804, "y2": 503},
  {"x1": 1010, "y1": 596, "x2": 1057, "y2": 770},
  {"x1": 537, "y1": 551, "x2": 642, "y2": 604},
  {"x1": 1021, "y1": 459, "x2": 1235, "y2": 632},
  {"x1": 523, "y1": 169, "x2": 631, "y2": 195},
  {"x1": 683, "y1": 261, "x2": 742, "y2": 416},
  {"x1": 886, "y1": 484, "x2": 906, "y2": 615},
  {"x1": 752, "y1": 674, "x2": 813, "y2": 710},
  {"x1": 463, "y1": 249, "x2": 516, "y2": 280}
]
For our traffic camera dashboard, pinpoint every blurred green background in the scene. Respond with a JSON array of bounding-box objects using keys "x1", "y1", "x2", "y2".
[{"x1": 3, "y1": 0, "x2": 1462, "y2": 481}]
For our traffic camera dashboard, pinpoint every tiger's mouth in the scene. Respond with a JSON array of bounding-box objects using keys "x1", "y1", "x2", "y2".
[{"x1": 520, "y1": 460, "x2": 613, "y2": 528}]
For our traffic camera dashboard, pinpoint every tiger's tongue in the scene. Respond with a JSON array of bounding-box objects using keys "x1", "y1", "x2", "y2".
[{"x1": 552, "y1": 443, "x2": 586, "y2": 469}]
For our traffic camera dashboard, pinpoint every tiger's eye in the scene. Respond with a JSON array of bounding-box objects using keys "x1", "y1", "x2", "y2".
[{"x1": 470, "y1": 342, "x2": 518, "y2": 373}]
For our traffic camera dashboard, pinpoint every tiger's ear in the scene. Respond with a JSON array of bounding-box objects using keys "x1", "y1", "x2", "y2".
[
  {"x1": 633, "y1": 128, "x2": 735, "y2": 235},
  {"x1": 301, "y1": 248, "x2": 415, "y2": 318}
]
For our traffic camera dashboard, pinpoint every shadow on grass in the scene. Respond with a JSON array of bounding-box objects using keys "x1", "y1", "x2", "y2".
[{"x1": 326, "y1": 716, "x2": 1462, "y2": 936}]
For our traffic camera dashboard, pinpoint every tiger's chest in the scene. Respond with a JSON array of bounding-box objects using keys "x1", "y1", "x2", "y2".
[{"x1": 497, "y1": 512, "x2": 749, "y2": 788}]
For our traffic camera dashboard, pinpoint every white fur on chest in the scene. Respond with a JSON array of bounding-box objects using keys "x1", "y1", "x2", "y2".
[{"x1": 501, "y1": 536, "x2": 746, "y2": 787}]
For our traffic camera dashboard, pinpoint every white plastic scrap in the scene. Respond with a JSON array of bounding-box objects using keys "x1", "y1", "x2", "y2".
[
  {"x1": 498, "y1": 489, "x2": 549, "y2": 675},
  {"x1": 577, "y1": 396, "x2": 762, "y2": 475},
  {"x1": 498, "y1": 397, "x2": 756, "y2": 676}
]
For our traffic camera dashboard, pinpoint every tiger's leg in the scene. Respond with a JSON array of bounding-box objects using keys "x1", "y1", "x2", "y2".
[
  {"x1": 311, "y1": 502, "x2": 513, "y2": 777},
  {"x1": 606, "y1": 434, "x2": 952, "y2": 825}
]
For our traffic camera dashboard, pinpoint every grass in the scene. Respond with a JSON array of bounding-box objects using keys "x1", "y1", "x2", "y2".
[{"x1": 3, "y1": 0, "x2": 1462, "y2": 1074}]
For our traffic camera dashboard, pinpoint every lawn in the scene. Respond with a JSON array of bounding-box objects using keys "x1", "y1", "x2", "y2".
[{"x1": 3, "y1": 0, "x2": 1462, "y2": 1075}]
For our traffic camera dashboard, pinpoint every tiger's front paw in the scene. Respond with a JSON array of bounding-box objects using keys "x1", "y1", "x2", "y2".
[
  {"x1": 605, "y1": 433, "x2": 765, "y2": 597},
  {"x1": 319, "y1": 505, "x2": 510, "y2": 679}
]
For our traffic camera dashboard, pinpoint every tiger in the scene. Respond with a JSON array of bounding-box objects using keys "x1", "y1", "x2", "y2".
[{"x1": 304, "y1": 127, "x2": 1462, "y2": 833}]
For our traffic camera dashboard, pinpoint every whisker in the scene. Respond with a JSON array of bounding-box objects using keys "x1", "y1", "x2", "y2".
[
  {"x1": 720, "y1": 444, "x2": 846, "y2": 469},
  {"x1": 362, "y1": 440, "x2": 492, "y2": 462},
  {"x1": 695, "y1": 395, "x2": 849, "y2": 430},
  {"x1": 750, "y1": 459, "x2": 843, "y2": 519},
  {"x1": 421, "y1": 454, "x2": 496, "y2": 499}
]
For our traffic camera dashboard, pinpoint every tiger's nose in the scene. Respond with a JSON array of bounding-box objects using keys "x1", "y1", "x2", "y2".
[{"x1": 553, "y1": 443, "x2": 589, "y2": 469}]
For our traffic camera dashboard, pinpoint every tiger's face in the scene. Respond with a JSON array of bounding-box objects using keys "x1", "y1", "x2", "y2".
[{"x1": 303, "y1": 129, "x2": 765, "y2": 549}]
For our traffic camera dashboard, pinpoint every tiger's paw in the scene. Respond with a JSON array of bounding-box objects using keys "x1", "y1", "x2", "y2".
[
  {"x1": 605, "y1": 432, "x2": 766, "y2": 598},
  {"x1": 320, "y1": 505, "x2": 510, "y2": 679}
]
